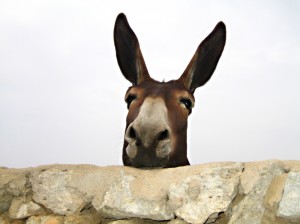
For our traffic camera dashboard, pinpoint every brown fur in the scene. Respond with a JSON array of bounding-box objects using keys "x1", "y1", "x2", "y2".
[{"x1": 123, "y1": 80, "x2": 193, "y2": 168}]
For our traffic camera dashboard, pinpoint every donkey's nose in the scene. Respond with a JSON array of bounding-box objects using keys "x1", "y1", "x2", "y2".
[
  {"x1": 128, "y1": 126, "x2": 137, "y2": 139},
  {"x1": 125, "y1": 124, "x2": 170, "y2": 145},
  {"x1": 124, "y1": 122, "x2": 171, "y2": 159},
  {"x1": 157, "y1": 129, "x2": 169, "y2": 141},
  {"x1": 125, "y1": 125, "x2": 142, "y2": 147}
]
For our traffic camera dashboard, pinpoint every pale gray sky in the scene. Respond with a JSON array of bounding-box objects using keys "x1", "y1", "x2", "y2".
[{"x1": 1, "y1": 1, "x2": 299, "y2": 168}]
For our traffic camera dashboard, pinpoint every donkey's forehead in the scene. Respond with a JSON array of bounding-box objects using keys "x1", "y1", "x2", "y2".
[{"x1": 126, "y1": 80, "x2": 195, "y2": 100}]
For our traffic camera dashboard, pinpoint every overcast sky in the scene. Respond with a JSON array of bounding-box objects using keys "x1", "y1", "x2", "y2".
[{"x1": 1, "y1": 1, "x2": 299, "y2": 168}]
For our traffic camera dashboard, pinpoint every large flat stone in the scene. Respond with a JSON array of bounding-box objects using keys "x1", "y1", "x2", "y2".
[
  {"x1": 261, "y1": 173, "x2": 288, "y2": 223},
  {"x1": 168, "y1": 163, "x2": 243, "y2": 224},
  {"x1": 31, "y1": 168, "x2": 92, "y2": 215},
  {"x1": 93, "y1": 170, "x2": 174, "y2": 220},
  {"x1": 277, "y1": 172, "x2": 300, "y2": 222},
  {"x1": 228, "y1": 161, "x2": 285, "y2": 224}
]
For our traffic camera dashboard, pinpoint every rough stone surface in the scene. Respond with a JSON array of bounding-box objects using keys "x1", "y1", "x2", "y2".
[
  {"x1": 277, "y1": 172, "x2": 300, "y2": 221},
  {"x1": 262, "y1": 173, "x2": 288, "y2": 223},
  {"x1": 63, "y1": 209, "x2": 102, "y2": 224},
  {"x1": 94, "y1": 170, "x2": 174, "y2": 220},
  {"x1": 107, "y1": 218, "x2": 167, "y2": 224},
  {"x1": 0, "y1": 161, "x2": 300, "y2": 224},
  {"x1": 167, "y1": 219, "x2": 189, "y2": 224},
  {"x1": 108, "y1": 220, "x2": 146, "y2": 224},
  {"x1": 9, "y1": 196, "x2": 44, "y2": 219},
  {"x1": 26, "y1": 216, "x2": 64, "y2": 224},
  {"x1": 31, "y1": 168, "x2": 92, "y2": 215},
  {"x1": 0, "y1": 168, "x2": 30, "y2": 214},
  {"x1": 168, "y1": 163, "x2": 242, "y2": 223},
  {"x1": 0, "y1": 216, "x2": 9, "y2": 224},
  {"x1": 228, "y1": 161, "x2": 285, "y2": 224},
  {"x1": 0, "y1": 190, "x2": 13, "y2": 215}
]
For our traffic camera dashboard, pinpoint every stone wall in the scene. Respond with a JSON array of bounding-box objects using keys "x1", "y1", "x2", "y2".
[{"x1": 1, "y1": 160, "x2": 300, "y2": 224}]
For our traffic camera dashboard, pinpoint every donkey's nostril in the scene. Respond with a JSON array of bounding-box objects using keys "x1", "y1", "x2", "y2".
[
  {"x1": 129, "y1": 126, "x2": 137, "y2": 139},
  {"x1": 157, "y1": 129, "x2": 169, "y2": 141}
]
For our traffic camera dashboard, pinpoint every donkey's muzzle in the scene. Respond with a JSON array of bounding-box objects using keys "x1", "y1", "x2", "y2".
[{"x1": 124, "y1": 124, "x2": 172, "y2": 168}]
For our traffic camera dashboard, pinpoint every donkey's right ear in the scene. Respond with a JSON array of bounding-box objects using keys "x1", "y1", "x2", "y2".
[
  {"x1": 179, "y1": 22, "x2": 226, "y2": 92},
  {"x1": 114, "y1": 13, "x2": 150, "y2": 86}
]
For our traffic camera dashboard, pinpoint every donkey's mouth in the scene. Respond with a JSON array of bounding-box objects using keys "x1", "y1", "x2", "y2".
[
  {"x1": 130, "y1": 154, "x2": 169, "y2": 169},
  {"x1": 125, "y1": 140, "x2": 171, "y2": 168}
]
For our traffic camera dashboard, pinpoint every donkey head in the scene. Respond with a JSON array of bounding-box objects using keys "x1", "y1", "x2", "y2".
[{"x1": 114, "y1": 13, "x2": 226, "y2": 168}]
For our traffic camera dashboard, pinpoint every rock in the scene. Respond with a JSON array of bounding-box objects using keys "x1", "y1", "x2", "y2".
[
  {"x1": 10, "y1": 220, "x2": 25, "y2": 224},
  {"x1": 94, "y1": 170, "x2": 174, "y2": 220},
  {"x1": 239, "y1": 161, "x2": 283, "y2": 195},
  {"x1": 0, "y1": 169, "x2": 30, "y2": 213},
  {"x1": 26, "y1": 216, "x2": 64, "y2": 224},
  {"x1": 64, "y1": 215, "x2": 99, "y2": 224},
  {"x1": 228, "y1": 161, "x2": 284, "y2": 224},
  {"x1": 107, "y1": 218, "x2": 166, "y2": 224},
  {"x1": 277, "y1": 172, "x2": 300, "y2": 222},
  {"x1": 0, "y1": 190, "x2": 13, "y2": 215},
  {"x1": 40, "y1": 216, "x2": 64, "y2": 224},
  {"x1": 108, "y1": 220, "x2": 140, "y2": 224},
  {"x1": 1, "y1": 161, "x2": 300, "y2": 223},
  {"x1": 168, "y1": 163, "x2": 243, "y2": 224},
  {"x1": 167, "y1": 219, "x2": 189, "y2": 224},
  {"x1": 0, "y1": 216, "x2": 10, "y2": 224},
  {"x1": 64, "y1": 208, "x2": 102, "y2": 224},
  {"x1": 25, "y1": 216, "x2": 40, "y2": 224},
  {"x1": 31, "y1": 169, "x2": 92, "y2": 215},
  {"x1": 261, "y1": 174, "x2": 288, "y2": 223},
  {"x1": 9, "y1": 197, "x2": 44, "y2": 219},
  {"x1": 282, "y1": 161, "x2": 300, "y2": 172},
  {"x1": 93, "y1": 163, "x2": 243, "y2": 222}
]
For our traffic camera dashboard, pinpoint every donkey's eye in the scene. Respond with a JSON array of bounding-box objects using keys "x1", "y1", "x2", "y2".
[
  {"x1": 180, "y1": 98, "x2": 193, "y2": 114},
  {"x1": 125, "y1": 94, "x2": 137, "y2": 109}
]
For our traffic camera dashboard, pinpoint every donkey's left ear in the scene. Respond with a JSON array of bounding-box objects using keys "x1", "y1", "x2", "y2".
[
  {"x1": 179, "y1": 22, "x2": 226, "y2": 92},
  {"x1": 114, "y1": 13, "x2": 150, "y2": 86}
]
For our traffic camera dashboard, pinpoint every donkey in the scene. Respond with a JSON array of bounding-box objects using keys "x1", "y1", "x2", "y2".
[{"x1": 114, "y1": 13, "x2": 226, "y2": 168}]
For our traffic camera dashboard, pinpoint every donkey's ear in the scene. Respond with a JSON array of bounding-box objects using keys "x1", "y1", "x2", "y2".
[
  {"x1": 179, "y1": 22, "x2": 226, "y2": 92},
  {"x1": 114, "y1": 13, "x2": 150, "y2": 86}
]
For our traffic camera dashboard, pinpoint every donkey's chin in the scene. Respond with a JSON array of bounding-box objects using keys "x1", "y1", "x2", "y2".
[
  {"x1": 130, "y1": 156, "x2": 169, "y2": 169},
  {"x1": 125, "y1": 144, "x2": 171, "y2": 169}
]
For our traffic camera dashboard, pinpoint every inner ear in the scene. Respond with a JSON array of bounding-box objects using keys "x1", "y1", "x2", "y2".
[
  {"x1": 179, "y1": 22, "x2": 226, "y2": 92},
  {"x1": 114, "y1": 13, "x2": 151, "y2": 85}
]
